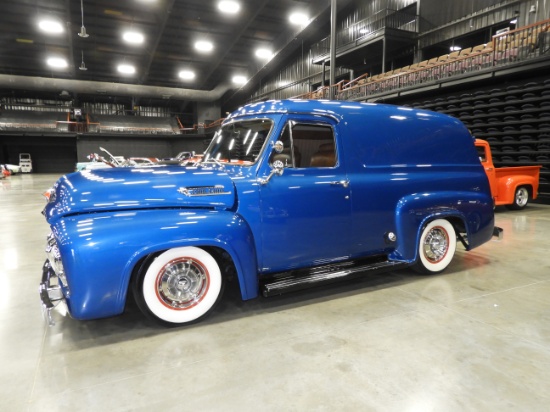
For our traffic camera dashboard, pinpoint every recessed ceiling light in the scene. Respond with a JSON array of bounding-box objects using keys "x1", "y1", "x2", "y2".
[
  {"x1": 179, "y1": 70, "x2": 196, "y2": 80},
  {"x1": 255, "y1": 48, "x2": 273, "y2": 59},
  {"x1": 218, "y1": 1, "x2": 240, "y2": 14},
  {"x1": 289, "y1": 12, "x2": 309, "y2": 26},
  {"x1": 122, "y1": 31, "x2": 144, "y2": 44},
  {"x1": 117, "y1": 64, "x2": 136, "y2": 74},
  {"x1": 450, "y1": 46, "x2": 462, "y2": 51},
  {"x1": 232, "y1": 75, "x2": 247, "y2": 85},
  {"x1": 195, "y1": 40, "x2": 214, "y2": 52},
  {"x1": 46, "y1": 57, "x2": 68, "y2": 68},
  {"x1": 38, "y1": 19, "x2": 64, "y2": 34}
]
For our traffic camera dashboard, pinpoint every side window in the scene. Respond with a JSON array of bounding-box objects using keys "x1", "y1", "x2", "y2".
[
  {"x1": 270, "y1": 121, "x2": 336, "y2": 168},
  {"x1": 476, "y1": 145, "x2": 487, "y2": 162}
]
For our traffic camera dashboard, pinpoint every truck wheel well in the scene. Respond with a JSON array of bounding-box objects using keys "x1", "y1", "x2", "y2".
[
  {"x1": 128, "y1": 246, "x2": 237, "y2": 302},
  {"x1": 425, "y1": 216, "x2": 467, "y2": 248},
  {"x1": 520, "y1": 184, "x2": 533, "y2": 197},
  {"x1": 445, "y1": 216, "x2": 465, "y2": 234},
  {"x1": 202, "y1": 246, "x2": 238, "y2": 282}
]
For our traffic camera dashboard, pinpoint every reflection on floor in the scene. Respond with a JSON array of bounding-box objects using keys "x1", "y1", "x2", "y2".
[{"x1": 1, "y1": 174, "x2": 549, "y2": 411}]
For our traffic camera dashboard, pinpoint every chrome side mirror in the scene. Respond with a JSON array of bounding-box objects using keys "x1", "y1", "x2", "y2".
[
  {"x1": 273, "y1": 140, "x2": 284, "y2": 154},
  {"x1": 260, "y1": 159, "x2": 284, "y2": 185}
]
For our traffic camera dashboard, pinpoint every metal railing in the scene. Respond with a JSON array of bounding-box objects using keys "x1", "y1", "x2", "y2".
[{"x1": 336, "y1": 18, "x2": 550, "y2": 102}]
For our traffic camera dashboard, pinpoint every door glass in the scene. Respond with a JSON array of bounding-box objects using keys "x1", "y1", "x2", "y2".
[{"x1": 270, "y1": 122, "x2": 336, "y2": 168}]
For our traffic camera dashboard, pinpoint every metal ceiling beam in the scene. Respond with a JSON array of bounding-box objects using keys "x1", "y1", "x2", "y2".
[
  {"x1": 64, "y1": 0, "x2": 76, "y2": 78},
  {"x1": 195, "y1": 0, "x2": 272, "y2": 90},
  {"x1": 138, "y1": 0, "x2": 177, "y2": 86},
  {"x1": 0, "y1": 74, "x2": 233, "y2": 102}
]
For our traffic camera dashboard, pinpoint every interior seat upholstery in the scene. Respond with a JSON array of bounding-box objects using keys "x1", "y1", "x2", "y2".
[{"x1": 310, "y1": 142, "x2": 336, "y2": 167}]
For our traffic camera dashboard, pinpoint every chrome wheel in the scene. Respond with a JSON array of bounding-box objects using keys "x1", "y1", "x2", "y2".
[
  {"x1": 515, "y1": 187, "x2": 528, "y2": 208},
  {"x1": 414, "y1": 219, "x2": 457, "y2": 274},
  {"x1": 422, "y1": 226, "x2": 450, "y2": 264},
  {"x1": 136, "y1": 247, "x2": 223, "y2": 325},
  {"x1": 506, "y1": 186, "x2": 530, "y2": 210},
  {"x1": 156, "y1": 258, "x2": 209, "y2": 310}
]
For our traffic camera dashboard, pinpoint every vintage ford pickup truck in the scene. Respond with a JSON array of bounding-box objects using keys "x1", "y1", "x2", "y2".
[
  {"x1": 475, "y1": 139, "x2": 541, "y2": 210},
  {"x1": 40, "y1": 100, "x2": 501, "y2": 326}
]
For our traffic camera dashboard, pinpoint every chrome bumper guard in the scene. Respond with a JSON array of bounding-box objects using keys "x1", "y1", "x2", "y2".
[
  {"x1": 39, "y1": 260, "x2": 66, "y2": 326},
  {"x1": 492, "y1": 226, "x2": 504, "y2": 240}
]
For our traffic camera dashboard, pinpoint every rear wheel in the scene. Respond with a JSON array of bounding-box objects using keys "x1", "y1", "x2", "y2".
[
  {"x1": 413, "y1": 219, "x2": 457, "y2": 274},
  {"x1": 506, "y1": 186, "x2": 529, "y2": 210},
  {"x1": 134, "y1": 247, "x2": 223, "y2": 325}
]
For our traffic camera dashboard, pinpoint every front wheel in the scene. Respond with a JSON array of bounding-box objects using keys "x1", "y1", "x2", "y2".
[
  {"x1": 134, "y1": 247, "x2": 223, "y2": 325},
  {"x1": 413, "y1": 219, "x2": 457, "y2": 275},
  {"x1": 505, "y1": 186, "x2": 530, "y2": 210}
]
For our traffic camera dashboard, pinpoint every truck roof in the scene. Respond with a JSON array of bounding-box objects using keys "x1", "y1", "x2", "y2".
[
  {"x1": 227, "y1": 99, "x2": 447, "y2": 123},
  {"x1": 227, "y1": 99, "x2": 479, "y2": 168}
]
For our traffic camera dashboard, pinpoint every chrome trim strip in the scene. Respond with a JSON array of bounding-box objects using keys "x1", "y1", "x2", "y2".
[{"x1": 177, "y1": 185, "x2": 231, "y2": 197}]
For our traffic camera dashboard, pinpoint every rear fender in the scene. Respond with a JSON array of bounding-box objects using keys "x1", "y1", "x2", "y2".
[
  {"x1": 389, "y1": 191, "x2": 494, "y2": 262},
  {"x1": 498, "y1": 176, "x2": 537, "y2": 202}
]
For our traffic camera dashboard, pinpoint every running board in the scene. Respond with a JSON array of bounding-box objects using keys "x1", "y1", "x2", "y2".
[{"x1": 261, "y1": 257, "x2": 410, "y2": 297}]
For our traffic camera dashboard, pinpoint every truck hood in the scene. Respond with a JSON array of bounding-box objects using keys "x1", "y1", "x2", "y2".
[{"x1": 43, "y1": 166, "x2": 236, "y2": 222}]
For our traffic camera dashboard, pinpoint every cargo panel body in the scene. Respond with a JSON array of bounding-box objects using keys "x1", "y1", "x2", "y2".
[{"x1": 39, "y1": 100, "x2": 498, "y2": 325}]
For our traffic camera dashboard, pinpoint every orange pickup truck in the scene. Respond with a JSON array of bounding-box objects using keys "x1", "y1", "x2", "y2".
[{"x1": 475, "y1": 139, "x2": 541, "y2": 210}]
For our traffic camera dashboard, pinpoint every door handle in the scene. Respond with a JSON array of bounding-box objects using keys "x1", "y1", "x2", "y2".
[{"x1": 330, "y1": 180, "x2": 349, "y2": 188}]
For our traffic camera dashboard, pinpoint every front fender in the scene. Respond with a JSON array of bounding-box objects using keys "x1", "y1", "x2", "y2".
[
  {"x1": 390, "y1": 191, "x2": 494, "y2": 262},
  {"x1": 53, "y1": 209, "x2": 258, "y2": 320}
]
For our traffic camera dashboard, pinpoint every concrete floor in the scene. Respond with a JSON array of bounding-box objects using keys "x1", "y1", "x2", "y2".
[{"x1": 1, "y1": 173, "x2": 549, "y2": 412}]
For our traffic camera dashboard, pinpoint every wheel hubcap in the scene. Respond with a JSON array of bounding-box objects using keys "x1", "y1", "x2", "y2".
[
  {"x1": 156, "y1": 258, "x2": 209, "y2": 310},
  {"x1": 423, "y1": 226, "x2": 449, "y2": 263},
  {"x1": 516, "y1": 188, "x2": 528, "y2": 207}
]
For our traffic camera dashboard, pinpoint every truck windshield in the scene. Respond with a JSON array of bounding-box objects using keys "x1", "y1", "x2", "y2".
[{"x1": 202, "y1": 119, "x2": 273, "y2": 166}]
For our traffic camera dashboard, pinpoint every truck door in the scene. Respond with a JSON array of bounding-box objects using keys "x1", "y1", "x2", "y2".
[{"x1": 259, "y1": 118, "x2": 352, "y2": 273}]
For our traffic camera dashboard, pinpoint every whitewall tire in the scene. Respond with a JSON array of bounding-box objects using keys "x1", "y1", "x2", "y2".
[
  {"x1": 413, "y1": 219, "x2": 457, "y2": 274},
  {"x1": 137, "y1": 247, "x2": 223, "y2": 325}
]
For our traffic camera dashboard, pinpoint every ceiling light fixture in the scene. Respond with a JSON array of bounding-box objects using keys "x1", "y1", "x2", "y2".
[
  {"x1": 38, "y1": 19, "x2": 64, "y2": 34},
  {"x1": 123, "y1": 31, "x2": 144, "y2": 44},
  {"x1": 289, "y1": 12, "x2": 309, "y2": 26},
  {"x1": 47, "y1": 57, "x2": 68, "y2": 69},
  {"x1": 79, "y1": 51, "x2": 88, "y2": 71},
  {"x1": 255, "y1": 48, "x2": 273, "y2": 59},
  {"x1": 450, "y1": 46, "x2": 462, "y2": 51},
  {"x1": 78, "y1": 0, "x2": 89, "y2": 37},
  {"x1": 117, "y1": 64, "x2": 136, "y2": 74},
  {"x1": 218, "y1": 1, "x2": 240, "y2": 14},
  {"x1": 232, "y1": 75, "x2": 247, "y2": 85},
  {"x1": 195, "y1": 40, "x2": 214, "y2": 52},
  {"x1": 179, "y1": 70, "x2": 196, "y2": 80}
]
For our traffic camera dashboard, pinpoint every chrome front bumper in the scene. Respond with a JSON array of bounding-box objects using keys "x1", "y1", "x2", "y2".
[{"x1": 39, "y1": 260, "x2": 66, "y2": 326}]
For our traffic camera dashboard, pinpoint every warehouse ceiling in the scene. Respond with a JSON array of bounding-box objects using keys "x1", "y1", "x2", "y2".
[{"x1": 0, "y1": 0, "x2": 347, "y2": 106}]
